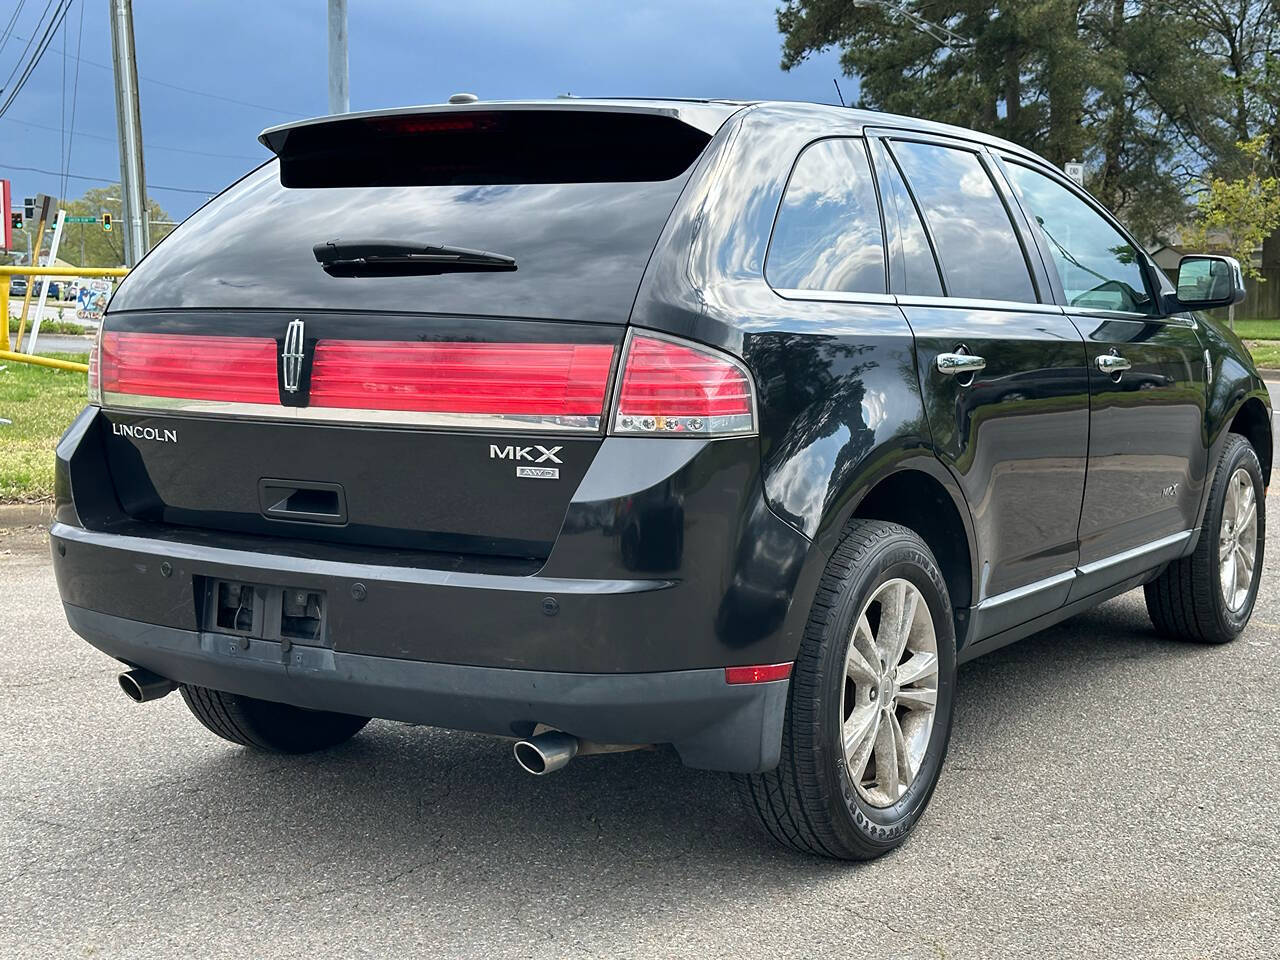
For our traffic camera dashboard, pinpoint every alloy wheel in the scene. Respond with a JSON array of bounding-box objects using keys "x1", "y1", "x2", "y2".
[
  {"x1": 840, "y1": 578, "x2": 939, "y2": 808},
  {"x1": 1219, "y1": 467, "x2": 1259, "y2": 613}
]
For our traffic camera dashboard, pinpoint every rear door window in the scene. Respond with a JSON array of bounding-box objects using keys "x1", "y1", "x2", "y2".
[
  {"x1": 870, "y1": 139, "x2": 943, "y2": 297},
  {"x1": 1002, "y1": 161, "x2": 1155, "y2": 315},
  {"x1": 766, "y1": 138, "x2": 886, "y2": 295},
  {"x1": 890, "y1": 140, "x2": 1036, "y2": 303}
]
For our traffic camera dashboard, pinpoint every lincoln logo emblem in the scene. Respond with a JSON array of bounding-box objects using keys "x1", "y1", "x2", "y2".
[{"x1": 281, "y1": 319, "x2": 305, "y2": 393}]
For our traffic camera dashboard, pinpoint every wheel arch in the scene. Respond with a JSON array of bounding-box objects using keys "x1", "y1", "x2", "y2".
[
  {"x1": 1229, "y1": 395, "x2": 1272, "y2": 486},
  {"x1": 817, "y1": 458, "x2": 979, "y2": 647}
]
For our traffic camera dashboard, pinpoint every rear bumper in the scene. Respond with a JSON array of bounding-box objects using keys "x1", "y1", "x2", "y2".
[
  {"x1": 51, "y1": 405, "x2": 819, "y2": 773},
  {"x1": 64, "y1": 602, "x2": 788, "y2": 772}
]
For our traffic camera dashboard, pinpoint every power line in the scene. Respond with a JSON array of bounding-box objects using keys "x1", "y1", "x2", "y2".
[
  {"x1": 3, "y1": 115, "x2": 264, "y2": 161},
  {"x1": 60, "y1": 0, "x2": 84, "y2": 202},
  {"x1": 0, "y1": 0, "x2": 75, "y2": 120},
  {"x1": 0, "y1": 0, "x2": 30, "y2": 64},
  {"x1": 8, "y1": 30, "x2": 307, "y2": 117},
  {"x1": 0, "y1": 160, "x2": 216, "y2": 195},
  {"x1": 0, "y1": 0, "x2": 53, "y2": 94}
]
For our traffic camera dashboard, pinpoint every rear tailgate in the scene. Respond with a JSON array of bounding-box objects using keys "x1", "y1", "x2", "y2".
[
  {"x1": 94, "y1": 105, "x2": 723, "y2": 558},
  {"x1": 97, "y1": 312, "x2": 620, "y2": 557}
]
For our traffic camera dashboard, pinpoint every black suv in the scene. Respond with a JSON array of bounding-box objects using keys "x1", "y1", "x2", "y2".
[{"x1": 52, "y1": 100, "x2": 1270, "y2": 860}]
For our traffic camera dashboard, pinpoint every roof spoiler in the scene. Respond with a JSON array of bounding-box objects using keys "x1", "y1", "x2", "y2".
[
  {"x1": 258, "y1": 100, "x2": 738, "y2": 154},
  {"x1": 257, "y1": 102, "x2": 726, "y2": 189}
]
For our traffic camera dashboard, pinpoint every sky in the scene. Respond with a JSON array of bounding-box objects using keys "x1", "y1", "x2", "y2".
[{"x1": 1, "y1": 1, "x2": 848, "y2": 221}]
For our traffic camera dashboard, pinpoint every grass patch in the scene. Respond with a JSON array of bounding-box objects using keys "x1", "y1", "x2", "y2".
[
  {"x1": 1228, "y1": 318, "x2": 1280, "y2": 340},
  {"x1": 0, "y1": 353, "x2": 88, "y2": 502},
  {"x1": 1245, "y1": 341, "x2": 1280, "y2": 370},
  {"x1": 7, "y1": 316, "x2": 90, "y2": 336}
]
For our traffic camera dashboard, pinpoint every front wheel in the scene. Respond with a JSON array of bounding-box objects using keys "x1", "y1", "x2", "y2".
[
  {"x1": 1145, "y1": 433, "x2": 1265, "y2": 644},
  {"x1": 736, "y1": 519, "x2": 957, "y2": 860}
]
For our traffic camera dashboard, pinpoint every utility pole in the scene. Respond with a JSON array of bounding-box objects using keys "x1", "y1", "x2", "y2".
[
  {"x1": 328, "y1": 0, "x2": 349, "y2": 114},
  {"x1": 109, "y1": 0, "x2": 149, "y2": 267}
]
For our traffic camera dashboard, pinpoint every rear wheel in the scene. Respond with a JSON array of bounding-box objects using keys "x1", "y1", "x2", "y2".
[
  {"x1": 736, "y1": 519, "x2": 957, "y2": 860},
  {"x1": 180, "y1": 685, "x2": 370, "y2": 753},
  {"x1": 1145, "y1": 433, "x2": 1265, "y2": 644}
]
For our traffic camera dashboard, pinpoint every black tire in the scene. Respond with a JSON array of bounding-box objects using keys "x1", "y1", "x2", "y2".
[
  {"x1": 736, "y1": 519, "x2": 957, "y2": 860},
  {"x1": 1145, "y1": 433, "x2": 1265, "y2": 644},
  {"x1": 180, "y1": 685, "x2": 370, "y2": 753}
]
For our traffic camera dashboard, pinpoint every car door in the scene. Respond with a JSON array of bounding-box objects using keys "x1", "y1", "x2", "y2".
[
  {"x1": 996, "y1": 158, "x2": 1209, "y2": 598},
  {"x1": 869, "y1": 134, "x2": 1090, "y2": 642}
]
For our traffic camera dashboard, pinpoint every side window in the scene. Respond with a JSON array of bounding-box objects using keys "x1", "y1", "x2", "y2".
[
  {"x1": 1002, "y1": 162, "x2": 1154, "y2": 315},
  {"x1": 766, "y1": 138, "x2": 886, "y2": 295},
  {"x1": 870, "y1": 139, "x2": 943, "y2": 297},
  {"x1": 890, "y1": 140, "x2": 1036, "y2": 303}
]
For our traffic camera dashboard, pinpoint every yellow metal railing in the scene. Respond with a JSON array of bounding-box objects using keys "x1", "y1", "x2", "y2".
[{"x1": 1, "y1": 265, "x2": 130, "y2": 372}]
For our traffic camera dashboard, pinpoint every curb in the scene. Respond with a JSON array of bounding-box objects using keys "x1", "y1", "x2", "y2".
[{"x1": 0, "y1": 501, "x2": 54, "y2": 527}]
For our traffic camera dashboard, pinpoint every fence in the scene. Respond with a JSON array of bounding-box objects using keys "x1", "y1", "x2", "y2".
[
  {"x1": 1236, "y1": 267, "x2": 1280, "y2": 320},
  {"x1": 1, "y1": 265, "x2": 130, "y2": 372}
]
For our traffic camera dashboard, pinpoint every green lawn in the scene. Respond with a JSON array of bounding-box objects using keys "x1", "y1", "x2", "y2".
[
  {"x1": 0, "y1": 354, "x2": 88, "y2": 502},
  {"x1": 1229, "y1": 318, "x2": 1280, "y2": 340}
]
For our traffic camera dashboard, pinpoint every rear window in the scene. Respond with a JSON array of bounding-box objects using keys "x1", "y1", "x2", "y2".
[
  {"x1": 269, "y1": 110, "x2": 711, "y2": 188},
  {"x1": 766, "y1": 138, "x2": 886, "y2": 295},
  {"x1": 110, "y1": 110, "x2": 714, "y2": 324}
]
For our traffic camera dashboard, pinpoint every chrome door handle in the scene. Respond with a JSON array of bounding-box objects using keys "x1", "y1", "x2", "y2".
[
  {"x1": 1095, "y1": 353, "x2": 1132, "y2": 374},
  {"x1": 936, "y1": 352, "x2": 986, "y2": 376}
]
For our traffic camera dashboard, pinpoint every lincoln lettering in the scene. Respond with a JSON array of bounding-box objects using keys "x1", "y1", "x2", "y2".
[{"x1": 112, "y1": 422, "x2": 178, "y2": 444}]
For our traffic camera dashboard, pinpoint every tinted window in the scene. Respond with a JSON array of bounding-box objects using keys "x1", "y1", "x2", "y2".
[
  {"x1": 109, "y1": 163, "x2": 693, "y2": 324},
  {"x1": 1003, "y1": 162, "x2": 1154, "y2": 315},
  {"x1": 871, "y1": 140, "x2": 943, "y2": 297},
  {"x1": 766, "y1": 138, "x2": 886, "y2": 294},
  {"x1": 891, "y1": 141, "x2": 1035, "y2": 303}
]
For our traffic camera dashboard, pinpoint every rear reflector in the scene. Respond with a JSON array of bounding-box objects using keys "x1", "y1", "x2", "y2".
[
  {"x1": 611, "y1": 334, "x2": 755, "y2": 437},
  {"x1": 308, "y1": 341, "x2": 615, "y2": 423},
  {"x1": 724, "y1": 662, "x2": 793, "y2": 684},
  {"x1": 99, "y1": 332, "x2": 279, "y2": 404}
]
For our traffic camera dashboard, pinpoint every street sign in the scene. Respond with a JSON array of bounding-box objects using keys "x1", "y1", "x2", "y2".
[
  {"x1": 1064, "y1": 162, "x2": 1085, "y2": 187},
  {"x1": 64, "y1": 215, "x2": 98, "y2": 224}
]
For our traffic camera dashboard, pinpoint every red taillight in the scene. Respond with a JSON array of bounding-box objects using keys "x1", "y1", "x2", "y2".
[
  {"x1": 724, "y1": 662, "x2": 793, "y2": 684},
  {"x1": 99, "y1": 332, "x2": 279, "y2": 404},
  {"x1": 612, "y1": 334, "x2": 755, "y2": 436},
  {"x1": 308, "y1": 340, "x2": 615, "y2": 420}
]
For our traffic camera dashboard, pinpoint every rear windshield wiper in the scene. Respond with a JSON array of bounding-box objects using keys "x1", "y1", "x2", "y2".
[{"x1": 313, "y1": 239, "x2": 517, "y2": 277}]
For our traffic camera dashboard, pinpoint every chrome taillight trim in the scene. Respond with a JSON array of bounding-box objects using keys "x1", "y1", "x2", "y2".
[{"x1": 99, "y1": 391, "x2": 603, "y2": 432}]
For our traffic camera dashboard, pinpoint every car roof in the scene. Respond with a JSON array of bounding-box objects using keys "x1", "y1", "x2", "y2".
[{"x1": 259, "y1": 97, "x2": 1044, "y2": 167}]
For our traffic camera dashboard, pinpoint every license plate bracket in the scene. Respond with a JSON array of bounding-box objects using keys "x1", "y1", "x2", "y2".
[{"x1": 201, "y1": 578, "x2": 328, "y2": 647}]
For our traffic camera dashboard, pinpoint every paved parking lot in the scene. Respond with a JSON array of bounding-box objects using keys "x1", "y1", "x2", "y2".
[{"x1": 2, "y1": 513, "x2": 1277, "y2": 959}]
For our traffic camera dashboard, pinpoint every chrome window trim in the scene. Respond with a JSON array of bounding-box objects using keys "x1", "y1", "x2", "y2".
[
  {"x1": 773, "y1": 288, "x2": 896, "y2": 305},
  {"x1": 895, "y1": 294, "x2": 1064, "y2": 315},
  {"x1": 100, "y1": 391, "x2": 603, "y2": 433}
]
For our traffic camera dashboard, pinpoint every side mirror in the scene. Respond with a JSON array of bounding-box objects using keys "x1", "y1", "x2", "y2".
[{"x1": 1171, "y1": 254, "x2": 1246, "y2": 311}]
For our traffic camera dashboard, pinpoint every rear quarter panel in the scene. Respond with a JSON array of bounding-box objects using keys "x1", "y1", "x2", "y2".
[{"x1": 631, "y1": 103, "x2": 976, "y2": 653}]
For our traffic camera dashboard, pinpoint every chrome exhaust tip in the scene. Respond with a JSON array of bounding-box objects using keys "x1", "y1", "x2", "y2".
[
  {"x1": 513, "y1": 731, "x2": 579, "y2": 775},
  {"x1": 118, "y1": 668, "x2": 177, "y2": 703}
]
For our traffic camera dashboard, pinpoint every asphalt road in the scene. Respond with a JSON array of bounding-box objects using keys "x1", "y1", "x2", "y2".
[{"x1": 1, "y1": 516, "x2": 1278, "y2": 959}]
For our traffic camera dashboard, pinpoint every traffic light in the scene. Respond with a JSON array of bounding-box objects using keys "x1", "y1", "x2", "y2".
[
  {"x1": 23, "y1": 197, "x2": 34, "y2": 220},
  {"x1": 102, "y1": 212, "x2": 112, "y2": 232},
  {"x1": 9, "y1": 212, "x2": 20, "y2": 230}
]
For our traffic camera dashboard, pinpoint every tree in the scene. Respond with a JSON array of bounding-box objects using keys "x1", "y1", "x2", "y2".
[
  {"x1": 1184, "y1": 135, "x2": 1280, "y2": 281},
  {"x1": 56, "y1": 185, "x2": 175, "y2": 268},
  {"x1": 775, "y1": 0, "x2": 1253, "y2": 243}
]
